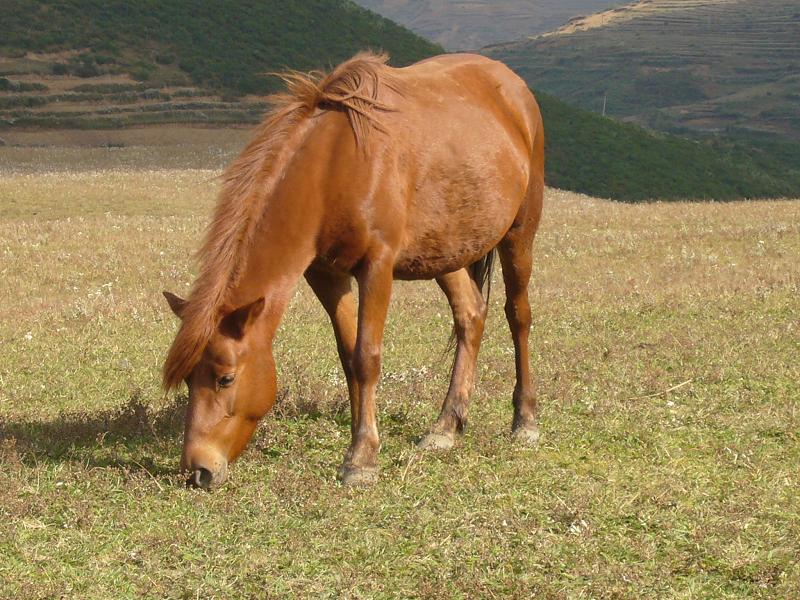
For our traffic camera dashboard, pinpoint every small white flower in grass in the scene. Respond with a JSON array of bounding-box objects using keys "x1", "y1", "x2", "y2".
[
  {"x1": 568, "y1": 519, "x2": 589, "y2": 535},
  {"x1": 24, "y1": 331, "x2": 32, "y2": 341}
]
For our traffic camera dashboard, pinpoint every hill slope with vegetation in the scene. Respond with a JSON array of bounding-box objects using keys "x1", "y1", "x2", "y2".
[
  {"x1": 0, "y1": 0, "x2": 442, "y2": 95},
  {"x1": 537, "y1": 92, "x2": 800, "y2": 200},
  {"x1": 1, "y1": 0, "x2": 798, "y2": 200},
  {"x1": 485, "y1": 0, "x2": 800, "y2": 141}
]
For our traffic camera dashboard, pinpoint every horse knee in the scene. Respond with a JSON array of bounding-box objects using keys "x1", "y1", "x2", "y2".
[
  {"x1": 353, "y1": 345, "x2": 381, "y2": 384},
  {"x1": 505, "y1": 298, "x2": 531, "y2": 331},
  {"x1": 454, "y1": 303, "x2": 486, "y2": 343}
]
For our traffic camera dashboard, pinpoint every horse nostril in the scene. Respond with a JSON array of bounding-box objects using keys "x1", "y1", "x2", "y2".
[{"x1": 187, "y1": 467, "x2": 213, "y2": 490}]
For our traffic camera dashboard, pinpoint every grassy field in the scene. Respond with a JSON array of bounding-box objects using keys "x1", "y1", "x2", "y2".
[{"x1": 0, "y1": 144, "x2": 799, "y2": 598}]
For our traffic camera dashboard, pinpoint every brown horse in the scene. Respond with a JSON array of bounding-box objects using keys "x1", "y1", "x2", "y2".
[{"x1": 163, "y1": 52, "x2": 544, "y2": 489}]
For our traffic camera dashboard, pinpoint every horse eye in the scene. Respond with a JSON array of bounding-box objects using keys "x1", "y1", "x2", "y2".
[{"x1": 217, "y1": 374, "x2": 235, "y2": 388}]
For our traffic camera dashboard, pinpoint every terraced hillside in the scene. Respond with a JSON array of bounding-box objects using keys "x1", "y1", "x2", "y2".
[
  {"x1": 352, "y1": 1, "x2": 624, "y2": 50},
  {"x1": 0, "y1": 0, "x2": 441, "y2": 129},
  {"x1": 486, "y1": 0, "x2": 800, "y2": 140}
]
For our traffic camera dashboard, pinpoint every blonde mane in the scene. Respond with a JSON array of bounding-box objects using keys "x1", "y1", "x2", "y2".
[{"x1": 163, "y1": 52, "x2": 396, "y2": 390}]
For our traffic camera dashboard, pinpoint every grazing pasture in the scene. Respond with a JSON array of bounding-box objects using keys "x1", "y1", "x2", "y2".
[{"x1": 0, "y1": 144, "x2": 798, "y2": 598}]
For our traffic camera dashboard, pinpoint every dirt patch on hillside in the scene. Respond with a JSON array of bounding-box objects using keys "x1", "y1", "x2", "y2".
[{"x1": 540, "y1": 0, "x2": 739, "y2": 37}]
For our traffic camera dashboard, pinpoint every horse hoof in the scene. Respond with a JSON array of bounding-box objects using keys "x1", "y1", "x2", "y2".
[
  {"x1": 417, "y1": 432, "x2": 455, "y2": 451},
  {"x1": 339, "y1": 465, "x2": 379, "y2": 487},
  {"x1": 512, "y1": 425, "x2": 540, "y2": 446}
]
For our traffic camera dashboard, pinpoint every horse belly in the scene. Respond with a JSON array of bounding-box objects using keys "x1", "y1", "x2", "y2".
[
  {"x1": 393, "y1": 161, "x2": 526, "y2": 280},
  {"x1": 393, "y1": 229, "x2": 502, "y2": 280},
  {"x1": 385, "y1": 56, "x2": 536, "y2": 280}
]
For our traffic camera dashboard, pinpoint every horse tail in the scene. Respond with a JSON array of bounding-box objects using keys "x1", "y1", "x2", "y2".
[{"x1": 469, "y1": 249, "x2": 496, "y2": 305}]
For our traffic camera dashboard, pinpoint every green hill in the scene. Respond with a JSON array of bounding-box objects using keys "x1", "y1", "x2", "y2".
[
  {"x1": 1, "y1": 0, "x2": 799, "y2": 200},
  {"x1": 538, "y1": 92, "x2": 800, "y2": 201},
  {"x1": 0, "y1": 0, "x2": 441, "y2": 95}
]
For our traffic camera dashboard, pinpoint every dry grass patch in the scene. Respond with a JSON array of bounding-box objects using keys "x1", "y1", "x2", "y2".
[{"x1": 0, "y1": 159, "x2": 798, "y2": 598}]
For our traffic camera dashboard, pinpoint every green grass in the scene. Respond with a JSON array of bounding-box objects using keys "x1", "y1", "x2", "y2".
[{"x1": 0, "y1": 146, "x2": 798, "y2": 597}]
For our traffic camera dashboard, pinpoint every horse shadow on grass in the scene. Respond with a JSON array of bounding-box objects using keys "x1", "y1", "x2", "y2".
[
  {"x1": 0, "y1": 390, "x2": 187, "y2": 475},
  {"x1": 0, "y1": 387, "x2": 350, "y2": 476}
]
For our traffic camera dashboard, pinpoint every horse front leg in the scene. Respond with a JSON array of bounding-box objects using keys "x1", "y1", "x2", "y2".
[
  {"x1": 304, "y1": 265, "x2": 360, "y2": 437},
  {"x1": 338, "y1": 248, "x2": 394, "y2": 486}
]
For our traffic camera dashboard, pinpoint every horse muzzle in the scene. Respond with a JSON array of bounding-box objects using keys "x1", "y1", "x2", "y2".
[
  {"x1": 182, "y1": 444, "x2": 229, "y2": 490},
  {"x1": 186, "y1": 462, "x2": 228, "y2": 490}
]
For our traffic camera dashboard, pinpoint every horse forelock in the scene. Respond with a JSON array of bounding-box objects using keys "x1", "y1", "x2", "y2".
[{"x1": 162, "y1": 51, "x2": 397, "y2": 390}]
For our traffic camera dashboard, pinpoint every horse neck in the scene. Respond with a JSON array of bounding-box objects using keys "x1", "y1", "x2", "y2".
[{"x1": 226, "y1": 172, "x2": 321, "y2": 340}]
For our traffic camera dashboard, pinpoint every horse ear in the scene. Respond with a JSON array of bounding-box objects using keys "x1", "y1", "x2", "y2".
[
  {"x1": 221, "y1": 297, "x2": 266, "y2": 339},
  {"x1": 163, "y1": 291, "x2": 188, "y2": 319}
]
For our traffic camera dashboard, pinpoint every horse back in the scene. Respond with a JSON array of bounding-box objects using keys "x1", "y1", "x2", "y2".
[{"x1": 308, "y1": 54, "x2": 543, "y2": 279}]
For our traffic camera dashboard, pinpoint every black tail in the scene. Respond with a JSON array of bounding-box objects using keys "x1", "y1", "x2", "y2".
[
  {"x1": 469, "y1": 249, "x2": 496, "y2": 305},
  {"x1": 444, "y1": 249, "x2": 496, "y2": 355}
]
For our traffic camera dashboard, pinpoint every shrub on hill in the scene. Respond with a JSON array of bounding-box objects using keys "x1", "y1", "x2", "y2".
[{"x1": 538, "y1": 92, "x2": 800, "y2": 200}]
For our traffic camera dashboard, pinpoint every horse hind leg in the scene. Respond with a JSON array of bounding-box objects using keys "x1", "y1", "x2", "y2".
[
  {"x1": 418, "y1": 268, "x2": 487, "y2": 450},
  {"x1": 498, "y1": 223, "x2": 540, "y2": 445}
]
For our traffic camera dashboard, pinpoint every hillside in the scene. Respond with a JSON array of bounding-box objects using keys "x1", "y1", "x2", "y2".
[
  {"x1": 351, "y1": 1, "x2": 624, "y2": 50},
  {"x1": 485, "y1": 0, "x2": 800, "y2": 141},
  {"x1": 1, "y1": 0, "x2": 799, "y2": 200},
  {"x1": 537, "y1": 91, "x2": 800, "y2": 200},
  {"x1": 0, "y1": 0, "x2": 442, "y2": 128}
]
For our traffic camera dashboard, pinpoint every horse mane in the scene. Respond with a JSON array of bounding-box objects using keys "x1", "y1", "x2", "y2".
[{"x1": 163, "y1": 51, "x2": 396, "y2": 390}]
